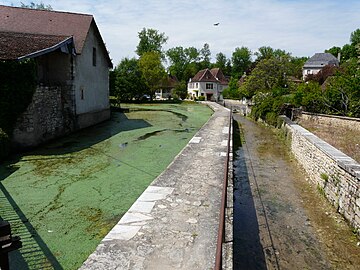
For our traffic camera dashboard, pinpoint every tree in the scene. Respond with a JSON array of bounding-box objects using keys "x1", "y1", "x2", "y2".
[
  {"x1": 239, "y1": 57, "x2": 291, "y2": 98},
  {"x1": 172, "y1": 81, "x2": 188, "y2": 100},
  {"x1": 200, "y1": 43, "x2": 211, "y2": 69},
  {"x1": 138, "y1": 52, "x2": 167, "y2": 99},
  {"x1": 215, "y1": 52, "x2": 227, "y2": 70},
  {"x1": 112, "y1": 58, "x2": 148, "y2": 102},
  {"x1": 324, "y1": 58, "x2": 360, "y2": 117},
  {"x1": 325, "y1": 46, "x2": 341, "y2": 58},
  {"x1": 350, "y1": 28, "x2": 360, "y2": 46},
  {"x1": 231, "y1": 47, "x2": 252, "y2": 78},
  {"x1": 166, "y1": 46, "x2": 201, "y2": 82},
  {"x1": 166, "y1": 46, "x2": 187, "y2": 81},
  {"x1": 20, "y1": 1, "x2": 53, "y2": 10},
  {"x1": 255, "y1": 46, "x2": 290, "y2": 61},
  {"x1": 341, "y1": 44, "x2": 357, "y2": 61},
  {"x1": 222, "y1": 77, "x2": 239, "y2": 99},
  {"x1": 136, "y1": 28, "x2": 168, "y2": 58}
]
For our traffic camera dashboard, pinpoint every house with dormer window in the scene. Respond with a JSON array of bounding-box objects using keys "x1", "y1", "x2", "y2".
[{"x1": 187, "y1": 68, "x2": 229, "y2": 101}]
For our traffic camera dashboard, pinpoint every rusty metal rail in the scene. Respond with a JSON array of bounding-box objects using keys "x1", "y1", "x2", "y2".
[{"x1": 214, "y1": 108, "x2": 233, "y2": 270}]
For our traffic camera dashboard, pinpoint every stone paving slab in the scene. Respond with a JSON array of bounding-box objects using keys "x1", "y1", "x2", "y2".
[{"x1": 80, "y1": 102, "x2": 231, "y2": 270}]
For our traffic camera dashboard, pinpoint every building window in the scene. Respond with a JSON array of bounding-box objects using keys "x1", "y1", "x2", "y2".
[
  {"x1": 206, "y1": 83, "x2": 213, "y2": 89},
  {"x1": 195, "y1": 83, "x2": 198, "y2": 88},
  {"x1": 80, "y1": 86, "x2": 84, "y2": 100},
  {"x1": 92, "y1": 47, "x2": 97, "y2": 66},
  {"x1": 307, "y1": 70, "x2": 311, "y2": 74}
]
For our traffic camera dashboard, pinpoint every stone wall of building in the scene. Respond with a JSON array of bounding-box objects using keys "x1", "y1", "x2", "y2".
[
  {"x1": 280, "y1": 116, "x2": 360, "y2": 237},
  {"x1": 12, "y1": 85, "x2": 76, "y2": 149},
  {"x1": 295, "y1": 111, "x2": 360, "y2": 132}
]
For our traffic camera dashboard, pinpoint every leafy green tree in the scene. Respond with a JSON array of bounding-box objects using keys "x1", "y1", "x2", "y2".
[
  {"x1": 136, "y1": 28, "x2": 168, "y2": 58},
  {"x1": 215, "y1": 52, "x2": 227, "y2": 70},
  {"x1": 292, "y1": 82, "x2": 325, "y2": 112},
  {"x1": 222, "y1": 77, "x2": 239, "y2": 99},
  {"x1": 324, "y1": 58, "x2": 360, "y2": 117},
  {"x1": 239, "y1": 57, "x2": 290, "y2": 98},
  {"x1": 20, "y1": 1, "x2": 53, "y2": 10},
  {"x1": 112, "y1": 57, "x2": 148, "y2": 102},
  {"x1": 341, "y1": 44, "x2": 357, "y2": 61},
  {"x1": 166, "y1": 46, "x2": 201, "y2": 82},
  {"x1": 172, "y1": 80, "x2": 188, "y2": 100},
  {"x1": 200, "y1": 43, "x2": 211, "y2": 69},
  {"x1": 325, "y1": 46, "x2": 341, "y2": 58},
  {"x1": 231, "y1": 46, "x2": 252, "y2": 78},
  {"x1": 166, "y1": 46, "x2": 187, "y2": 81},
  {"x1": 138, "y1": 52, "x2": 167, "y2": 99},
  {"x1": 255, "y1": 46, "x2": 290, "y2": 61},
  {"x1": 350, "y1": 28, "x2": 360, "y2": 46},
  {"x1": 289, "y1": 56, "x2": 308, "y2": 79}
]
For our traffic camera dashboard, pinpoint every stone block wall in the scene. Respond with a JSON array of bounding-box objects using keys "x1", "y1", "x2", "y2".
[
  {"x1": 280, "y1": 116, "x2": 360, "y2": 236},
  {"x1": 12, "y1": 85, "x2": 76, "y2": 149},
  {"x1": 295, "y1": 111, "x2": 360, "y2": 132}
]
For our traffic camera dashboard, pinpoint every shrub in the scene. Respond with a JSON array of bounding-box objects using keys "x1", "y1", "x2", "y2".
[{"x1": 198, "y1": 96, "x2": 205, "y2": 101}]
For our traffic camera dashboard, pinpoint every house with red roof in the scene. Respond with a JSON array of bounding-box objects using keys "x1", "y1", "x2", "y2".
[
  {"x1": 187, "y1": 68, "x2": 229, "y2": 101},
  {"x1": 0, "y1": 5, "x2": 112, "y2": 148}
]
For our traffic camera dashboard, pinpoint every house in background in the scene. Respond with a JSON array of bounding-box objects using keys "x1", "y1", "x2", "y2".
[
  {"x1": 0, "y1": 5, "x2": 112, "y2": 148},
  {"x1": 155, "y1": 74, "x2": 179, "y2": 100},
  {"x1": 303, "y1": 53, "x2": 339, "y2": 80},
  {"x1": 187, "y1": 68, "x2": 229, "y2": 101}
]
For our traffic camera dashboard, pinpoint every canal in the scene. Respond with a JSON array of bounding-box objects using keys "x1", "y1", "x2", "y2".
[{"x1": 232, "y1": 113, "x2": 359, "y2": 269}]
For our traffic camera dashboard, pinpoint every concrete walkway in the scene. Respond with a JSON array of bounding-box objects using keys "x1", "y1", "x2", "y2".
[{"x1": 80, "y1": 102, "x2": 231, "y2": 270}]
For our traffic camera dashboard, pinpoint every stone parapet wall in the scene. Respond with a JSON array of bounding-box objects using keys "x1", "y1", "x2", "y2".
[
  {"x1": 280, "y1": 116, "x2": 360, "y2": 237},
  {"x1": 295, "y1": 111, "x2": 360, "y2": 132}
]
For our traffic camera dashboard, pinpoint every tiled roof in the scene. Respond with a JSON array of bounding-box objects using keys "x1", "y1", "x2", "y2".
[
  {"x1": 304, "y1": 53, "x2": 339, "y2": 68},
  {"x1": 191, "y1": 69, "x2": 218, "y2": 82},
  {"x1": 0, "y1": 5, "x2": 91, "y2": 53},
  {"x1": 0, "y1": 5, "x2": 112, "y2": 67},
  {"x1": 210, "y1": 68, "x2": 229, "y2": 85},
  {"x1": 0, "y1": 31, "x2": 72, "y2": 60}
]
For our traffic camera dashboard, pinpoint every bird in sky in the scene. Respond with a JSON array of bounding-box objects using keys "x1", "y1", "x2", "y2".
[{"x1": 214, "y1": 22, "x2": 220, "y2": 26}]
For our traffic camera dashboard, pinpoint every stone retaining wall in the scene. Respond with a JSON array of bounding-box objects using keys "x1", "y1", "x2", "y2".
[
  {"x1": 280, "y1": 116, "x2": 360, "y2": 237},
  {"x1": 295, "y1": 111, "x2": 360, "y2": 132}
]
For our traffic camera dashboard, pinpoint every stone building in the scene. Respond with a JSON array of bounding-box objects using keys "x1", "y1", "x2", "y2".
[{"x1": 0, "y1": 5, "x2": 112, "y2": 148}]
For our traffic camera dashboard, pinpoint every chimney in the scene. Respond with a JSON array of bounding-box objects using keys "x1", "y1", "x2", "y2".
[{"x1": 337, "y1": 52, "x2": 341, "y2": 63}]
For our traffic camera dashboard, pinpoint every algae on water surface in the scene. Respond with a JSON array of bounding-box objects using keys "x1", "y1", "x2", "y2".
[{"x1": 0, "y1": 102, "x2": 212, "y2": 270}]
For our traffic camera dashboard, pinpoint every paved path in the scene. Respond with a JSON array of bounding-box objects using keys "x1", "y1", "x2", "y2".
[{"x1": 80, "y1": 102, "x2": 231, "y2": 270}]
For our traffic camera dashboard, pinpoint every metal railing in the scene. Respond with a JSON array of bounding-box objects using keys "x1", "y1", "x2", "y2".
[{"x1": 214, "y1": 108, "x2": 232, "y2": 270}]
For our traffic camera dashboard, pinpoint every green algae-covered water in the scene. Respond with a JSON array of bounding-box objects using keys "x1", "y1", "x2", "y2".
[{"x1": 0, "y1": 102, "x2": 212, "y2": 270}]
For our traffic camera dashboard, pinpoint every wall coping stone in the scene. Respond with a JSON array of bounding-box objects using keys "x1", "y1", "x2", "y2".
[
  {"x1": 300, "y1": 111, "x2": 360, "y2": 122},
  {"x1": 280, "y1": 115, "x2": 360, "y2": 179}
]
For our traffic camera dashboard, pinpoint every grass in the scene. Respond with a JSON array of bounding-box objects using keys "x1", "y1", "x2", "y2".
[
  {"x1": 0, "y1": 102, "x2": 212, "y2": 270},
  {"x1": 298, "y1": 119, "x2": 360, "y2": 163}
]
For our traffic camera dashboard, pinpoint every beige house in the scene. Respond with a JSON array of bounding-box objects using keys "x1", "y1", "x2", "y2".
[
  {"x1": 187, "y1": 68, "x2": 229, "y2": 101},
  {"x1": 0, "y1": 5, "x2": 112, "y2": 148}
]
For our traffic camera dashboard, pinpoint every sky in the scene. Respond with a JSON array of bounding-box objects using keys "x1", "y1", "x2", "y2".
[{"x1": 2, "y1": 0, "x2": 360, "y2": 66}]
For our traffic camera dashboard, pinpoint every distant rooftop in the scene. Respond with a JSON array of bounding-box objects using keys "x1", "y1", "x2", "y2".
[{"x1": 304, "y1": 53, "x2": 339, "y2": 68}]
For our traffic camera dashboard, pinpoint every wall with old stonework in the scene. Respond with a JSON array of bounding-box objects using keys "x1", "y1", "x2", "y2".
[
  {"x1": 12, "y1": 85, "x2": 76, "y2": 149},
  {"x1": 295, "y1": 111, "x2": 360, "y2": 132},
  {"x1": 280, "y1": 116, "x2": 360, "y2": 237}
]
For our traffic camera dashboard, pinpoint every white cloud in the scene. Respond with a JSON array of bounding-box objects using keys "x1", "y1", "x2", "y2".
[{"x1": 2, "y1": 0, "x2": 360, "y2": 65}]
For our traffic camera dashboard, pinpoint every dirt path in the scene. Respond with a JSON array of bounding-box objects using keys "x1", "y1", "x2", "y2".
[{"x1": 233, "y1": 114, "x2": 359, "y2": 270}]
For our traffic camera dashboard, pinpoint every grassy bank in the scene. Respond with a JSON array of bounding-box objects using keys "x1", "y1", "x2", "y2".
[{"x1": 0, "y1": 102, "x2": 212, "y2": 269}]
